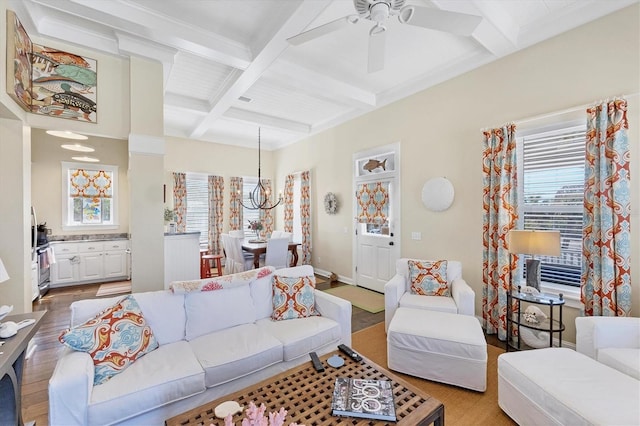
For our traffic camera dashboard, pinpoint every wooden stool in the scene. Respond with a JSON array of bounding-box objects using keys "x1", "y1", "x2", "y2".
[{"x1": 201, "y1": 254, "x2": 223, "y2": 278}]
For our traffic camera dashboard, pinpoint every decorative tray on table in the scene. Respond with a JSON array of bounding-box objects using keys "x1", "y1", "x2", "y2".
[{"x1": 248, "y1": 239, "x2": 266, "y2": 244}]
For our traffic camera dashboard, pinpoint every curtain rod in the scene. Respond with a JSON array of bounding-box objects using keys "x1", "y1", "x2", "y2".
[{"x1": 515, "y1": 92, "x2": 639, "y2": 126}]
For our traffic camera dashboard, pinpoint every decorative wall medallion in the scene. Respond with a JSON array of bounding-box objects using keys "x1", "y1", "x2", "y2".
[
  {"x1": 421, "y1": 177, "x2": 454, "y2": 212},
  {"x1": 324, "y1": 192, "x2": 338, "y2": 214}
]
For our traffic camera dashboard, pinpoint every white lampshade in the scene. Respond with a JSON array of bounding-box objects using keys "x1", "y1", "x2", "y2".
[
  {"x1": 0, "y1": 257, "x2": 9, "y2": 283},
  {"x1": 508, "y1": 230, "x2": 561, "y2": 256}
]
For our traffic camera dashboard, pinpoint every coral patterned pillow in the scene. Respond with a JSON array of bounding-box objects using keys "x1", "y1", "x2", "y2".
[
  {"x1": 58, "y1": 295, "x2": 159, "y2": 385},
  {"x1": 408, "y1": 260, "x2": 450, "y2": 296},
  {"x1": 271, "y1": 275, "x2": 318, "y2": 321}
]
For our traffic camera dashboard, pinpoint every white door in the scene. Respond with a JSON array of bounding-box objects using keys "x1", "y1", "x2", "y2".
[{"x1": 353, "y1": 144, "x2": 401, "y2": 293}]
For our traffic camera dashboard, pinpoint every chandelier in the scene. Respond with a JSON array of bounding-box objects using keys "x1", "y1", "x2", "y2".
[{"x1": 240, "y1": 128, "x2": 282, "y2": 210}]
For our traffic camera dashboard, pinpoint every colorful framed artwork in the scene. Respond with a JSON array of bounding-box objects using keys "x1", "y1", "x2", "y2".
[
  {"x1": 6, "y1": 10, "x2": 32, "y2": 111},
  {"x1": 82, "y1": 197, "x2": 102, "y2": 224}
]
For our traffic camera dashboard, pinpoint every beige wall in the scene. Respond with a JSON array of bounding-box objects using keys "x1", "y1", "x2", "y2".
[
  {"x1": 31, "y1": 129, "x2": 129, "y2": 237},
  {"x1": 274, "y1": 5, "x2": 640, "y2": 341}
]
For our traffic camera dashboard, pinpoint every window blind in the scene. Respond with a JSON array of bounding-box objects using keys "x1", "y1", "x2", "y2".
[
  {"x1": 521, "y1": 126, "x2": 585, "y2": 287},
  {"x1": 185, "y1": 175, "x2": 209, "y2": 246}
]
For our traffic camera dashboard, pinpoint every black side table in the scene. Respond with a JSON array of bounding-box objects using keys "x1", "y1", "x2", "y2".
[
  {"x1": 506, "y1": 287, "x2": 564, "y2": 351},
  {"x1": 0, "y1": 311, "x2": 46, "y2": 426}
]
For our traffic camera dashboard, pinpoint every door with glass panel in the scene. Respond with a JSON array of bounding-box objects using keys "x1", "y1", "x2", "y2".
[{"x1": 353, "y1": 144, "x2": 400, "y2": 293}]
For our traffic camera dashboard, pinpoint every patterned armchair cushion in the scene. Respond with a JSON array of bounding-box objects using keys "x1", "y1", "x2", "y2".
[
  {"x1": 58, "y1": 295, "x2": 159, "y2": 385},
  {"x1": 271, "y1": 275, "x2": 318, "y2": 321},
  {"x1": 408, "y1": 259, "x2": 450, "y2": 297}
]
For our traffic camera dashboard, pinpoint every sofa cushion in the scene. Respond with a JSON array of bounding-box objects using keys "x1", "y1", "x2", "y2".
[
  {"x1": 59, "y1": 295, "x2": 159, "y2": 385},
  {"x1": 88, "y1": 340, "x2": 205, "y2": 425},
  {"x1": 256, "y1": 316, "x2": 342, "y2": 361},
  {"x1": 598, "y1": 348, "x2": 640, "y2": 380},
  {"x1": 189, "y1": 323, "x2": 283, "y2": 388},
  {"x1": 271, "y1": 275, "x2": 318, "y2": 321},
  {"x1": 133, "y1": 291, "x2": 186, "y2": 345},
  {"x1": 185, "y1": 284, "x2": 256, "y2": 341},
  {"x1": 399, "y1": 293, "x2": 458, "y2": 314},
  {"x1": 70, "y1": 295, "x2": 123, "y2": 327},
  {"x1": 250, "y1": 274, "x2": 276, "y2": 320},
  {"x1": 408, "y1": 260, "x2": 450, "y2": 296}
]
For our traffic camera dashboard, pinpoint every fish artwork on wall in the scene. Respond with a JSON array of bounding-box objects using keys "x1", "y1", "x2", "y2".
[{"x1": 363, "y1": 158, "x2": 387, "y2": 172}]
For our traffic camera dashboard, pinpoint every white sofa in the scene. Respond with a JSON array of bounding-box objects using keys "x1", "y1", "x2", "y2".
[
  {"x1": 384, "y1": 258, "x2": 475, "y2": 331},
  {"x1": 48, "y1": 265, "x2": 352, "y2": 425},
  {"x1": 498, "y1": 316, "x2": 640, "y2": 425}
]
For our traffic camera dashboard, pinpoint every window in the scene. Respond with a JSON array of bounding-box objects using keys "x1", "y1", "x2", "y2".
[
  {"x1": 185, "y1": 174, "x2": 208, "y2": 247},
  {"x1": 242, "y1": 177, "x2": 261, "y2": 239},
  {"x1": 517, "y1": 124, "x2": 585, "y2": 287},
  {"x1": 62, "y1": 162, "x2": 118, "y2": 229}
]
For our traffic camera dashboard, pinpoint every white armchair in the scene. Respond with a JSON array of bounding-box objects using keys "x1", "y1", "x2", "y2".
[
  {"x1": 384, "y1": 258, "x2": 475, "y2": 331},
  {"x1": 576, "y1": 316, "x2": 640, "y2": 380}
]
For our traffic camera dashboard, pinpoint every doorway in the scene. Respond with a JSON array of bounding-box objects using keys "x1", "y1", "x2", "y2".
[{"x1": 353, "y1": 143, "x2": 400, "y2": 293}]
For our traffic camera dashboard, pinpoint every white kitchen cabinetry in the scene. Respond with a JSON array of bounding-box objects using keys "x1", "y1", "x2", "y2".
[{"x1": 50, "y1": 240, "x2": 130, "y2": 287}]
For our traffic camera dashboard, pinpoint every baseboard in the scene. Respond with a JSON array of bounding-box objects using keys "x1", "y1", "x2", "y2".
[{"x1": 312, "y1": 266, "x2": 353, "y2": 285}]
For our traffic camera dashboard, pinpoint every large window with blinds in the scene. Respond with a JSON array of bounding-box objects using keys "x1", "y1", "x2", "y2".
[
  {"x1": 242, "y1": 178, "x2": 261, "y2": 239},
  {"x1": 517, "y1": 124, "x2": 585, "y2": 287},
  {"x1": 185, "y1": 174, "x2": 208, "y2": 247}
]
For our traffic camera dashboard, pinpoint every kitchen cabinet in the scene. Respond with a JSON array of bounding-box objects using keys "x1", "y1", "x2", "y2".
[{"x1": 50, "y1": 239, "x2": 130, "y2": 287}]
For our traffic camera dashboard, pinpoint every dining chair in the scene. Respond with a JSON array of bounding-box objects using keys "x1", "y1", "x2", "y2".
[
  {"x1": 264, "y1": 237, "x2": 290, "y2": 270},
  {"x1": 222, "y1": 234, "x2": 253, "y2": 273},
  {"x1": 229, "y1": 229, "x2": 245, "y2": 238},
  {"x1": 270, "y1": 230, "x2": 292, "y2": 241}
]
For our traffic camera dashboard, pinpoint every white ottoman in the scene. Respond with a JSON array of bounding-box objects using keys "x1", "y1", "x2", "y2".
[
  {"x1": 387, "y1": 307, "x2": 487, "y2": 391},
  {"x1": 498, "y1": 348, "x2": 640, "y2": 425}
]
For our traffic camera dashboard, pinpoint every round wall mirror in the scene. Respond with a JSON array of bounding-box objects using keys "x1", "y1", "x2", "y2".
[{"x1": 421, "y1": 177, "x2": 454, "y2": 212}]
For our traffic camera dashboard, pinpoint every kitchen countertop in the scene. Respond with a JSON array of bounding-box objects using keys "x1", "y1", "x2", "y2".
[{"x1": 49, "y1": 233, "x2": 129, "y2": 242}]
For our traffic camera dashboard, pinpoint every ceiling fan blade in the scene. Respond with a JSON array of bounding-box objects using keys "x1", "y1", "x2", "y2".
[
  {"x1": 287, "y1": 16, "x2": 357, "y2": 46},
  {"x1": 367, "y1": 27, "x2": 386, "y2": 73},
  {"x1": 399, "y1": 6, "x2": 482, "y2": 37}
]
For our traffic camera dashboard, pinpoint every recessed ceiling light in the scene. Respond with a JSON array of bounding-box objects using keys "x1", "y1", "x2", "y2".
[
  {"x1": 46, "y1": 130, "x2": 88, "y2": 140},
  {"x1": 61, "y1": 143, "x2": 95, "y2": 153},
  {"x1": 71, "y1": 156, "x2": 100, "y2": 163}
]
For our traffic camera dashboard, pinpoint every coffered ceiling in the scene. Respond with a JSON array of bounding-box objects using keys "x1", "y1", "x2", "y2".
[{"x1": 11, "y1": 0, "x2": 637, "y2": 150}]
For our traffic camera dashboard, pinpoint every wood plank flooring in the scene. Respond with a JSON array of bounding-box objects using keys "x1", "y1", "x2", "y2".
[{"x1": 21, "y1": 277, "x2": 382, "y2": 425}]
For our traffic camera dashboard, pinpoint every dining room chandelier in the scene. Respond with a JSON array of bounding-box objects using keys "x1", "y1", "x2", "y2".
[{"x1": 240, "y1": 127, "x2": 282, "y2": 210}]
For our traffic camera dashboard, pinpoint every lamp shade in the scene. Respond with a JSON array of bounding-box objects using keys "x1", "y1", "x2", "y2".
[
  {"x1": 0, "y1": 257, "x2": 9, "y2": 283},
  {"x1": 508, "y1": 230, "x2": 561, "y2": 256}
]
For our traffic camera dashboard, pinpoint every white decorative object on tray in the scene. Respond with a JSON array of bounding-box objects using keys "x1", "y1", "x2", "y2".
[
  {"x1": 0, "y1": 304, "x2": 13, "y2": 321},
  {"x1": 214, "y1": 401, "x2": 243, "y2": 419},
  {"x1": 327, "y1": 354, "x2": 345, "y2": 368},
  {"x1": 523, "y1": 305, "x2": 547, "y2": 324},
  {"x1": 519, "y1": 328, "x2": 550, "y2": 349}
]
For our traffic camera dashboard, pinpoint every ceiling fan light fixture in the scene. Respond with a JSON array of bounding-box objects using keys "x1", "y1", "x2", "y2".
[
  {"x1": 46, "y1": 130, "x2": 88, "y2": 140},
  {"x1": 369, "y1": 2, "x2": 390, "y2": 22},
  {"x1": 61, "y1": 143, "x2": 95, "y2": 153},
  {"x1": 398, "y1": 6, "x2": 414, "y2": 24},
  {"x1": 71, "y1": 155, "x2": 100, "y2": 163}
]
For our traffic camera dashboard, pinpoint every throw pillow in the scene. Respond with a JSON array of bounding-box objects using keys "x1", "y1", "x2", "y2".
[
  {"x1": 271, "y1": 275, "x2": 318, "y2": 321},
  {"x1": 408, "y1": 260, "x2": 450, "y2": 296},
  {"x1": 58, "y1": 295, "x2": 159, "y2": 385}
]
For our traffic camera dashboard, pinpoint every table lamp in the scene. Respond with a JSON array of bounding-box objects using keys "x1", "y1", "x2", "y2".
[
  {"x1": 0, "y1": 257, "x2": 14, "y2": 333},
  {"x1": 508, "y1": 230, "x2": 561, "y2": 290}
]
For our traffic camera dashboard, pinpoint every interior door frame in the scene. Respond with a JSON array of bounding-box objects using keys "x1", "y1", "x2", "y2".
[{"x1": 352, "y1": 142, "x2": 401, "y2": 287}]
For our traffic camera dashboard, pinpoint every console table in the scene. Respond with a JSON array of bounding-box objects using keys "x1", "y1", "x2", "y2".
[{"x1": 0, "y1": 311, "x2": 46, "y2": 426}]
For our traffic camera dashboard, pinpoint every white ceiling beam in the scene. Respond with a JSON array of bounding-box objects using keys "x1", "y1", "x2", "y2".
[
  {"x1": 116, "y1": 33, "x2": 178, "y2": 90},
  {"x1": 189, "y1": 0, "x2": 333, "y2": 139},
  {"x1": 224, "y1": 107, "x2": 311, "y2": 134},
  {"x1": 29, "y1": 0, "x2": 252, "y2": 69},
  {"x1": 267, "y1": 60, "x2": 377, "y2": 109},
  {"x1": 164, "y1": 93, "x2": 209, "y2": 114}
]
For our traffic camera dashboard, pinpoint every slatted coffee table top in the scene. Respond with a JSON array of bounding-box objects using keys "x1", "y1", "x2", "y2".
[{"x1": 165, "y1": 350, "x2": 444, "y2": 426}]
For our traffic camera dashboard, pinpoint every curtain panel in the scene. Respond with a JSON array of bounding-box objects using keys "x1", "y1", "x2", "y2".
[
  {"x1": 259, "y1": 179, "x2": 274, "y2": 235},
  {"x1": 356, "y1": 182, "x2": 389, "y2": 224},
  {"x1": 300, "y1": 171, "x2": 312, "y2": 265},
  {"x1": 481, "y1": 124, "x2": 518, "y2": 340},
  {"x1": 284, "y1": 174, "x2": 295, "y2": 233},
  {"x1": 581, "y1": 99, "x2": 632, "y2": 317},
  {"x1": 208, "y1": 176, "x2": 224, "y2": 255},
  {"x1": 172, "y1": 172, "x2": 187, "y2": 233},
  {"x1": 229, "y1": 177, "x2": 242, "y2": 231}
]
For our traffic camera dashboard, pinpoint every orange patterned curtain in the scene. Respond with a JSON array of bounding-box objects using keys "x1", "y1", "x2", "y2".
[
  {"x1": 229, "y1": 177, "x2": 242, "y2": 231},
  {"x1": 283, "y1": 174, "x2": 295, "y2": 233},
  {"x1": 300, "y1": 171, "x2": 312, "y2": 264},
  {"x1": 69, "y1": 169, "x2": 112, "y2": 198},
  {"x1": 259, "y1": 179, "x2": 274, "y2": 234},
  {"x1": 482, "y1": 124, "x2": 518, "y2": 340},
  {"x1": 172, "y1": 172, "x2": 187, "y2": 233},
  {"x1": 208, "y1": 176, "x2": 224, "y2": 255},
  {"x1": 356, "y1": 182, "x2": 389, "y2": 224},
  {"x1": 581, "y1": 99, "x2": 631, "y2": 317}
]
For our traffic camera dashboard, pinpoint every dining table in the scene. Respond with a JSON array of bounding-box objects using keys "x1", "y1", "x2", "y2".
[{"x1": 241, "y1": 240, "x2": 301, "y2": 269}]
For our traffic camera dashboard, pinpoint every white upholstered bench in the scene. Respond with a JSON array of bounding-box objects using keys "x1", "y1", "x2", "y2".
[
  {"x1": 498, "y1": 347, "x2": 640, "y2": 425},
  {"x1": 387, "y1": 307, "x2": 487, "y2": 391}
]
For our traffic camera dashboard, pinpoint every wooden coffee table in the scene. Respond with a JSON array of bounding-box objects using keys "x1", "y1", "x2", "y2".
[{"x1": 165, "y1": 350, "x2": 444, "y2": 425}]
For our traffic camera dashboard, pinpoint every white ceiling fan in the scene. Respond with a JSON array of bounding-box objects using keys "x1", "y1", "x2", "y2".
[{"x1": 287, "y1": 0, "x2": 482, "y2": 73}]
